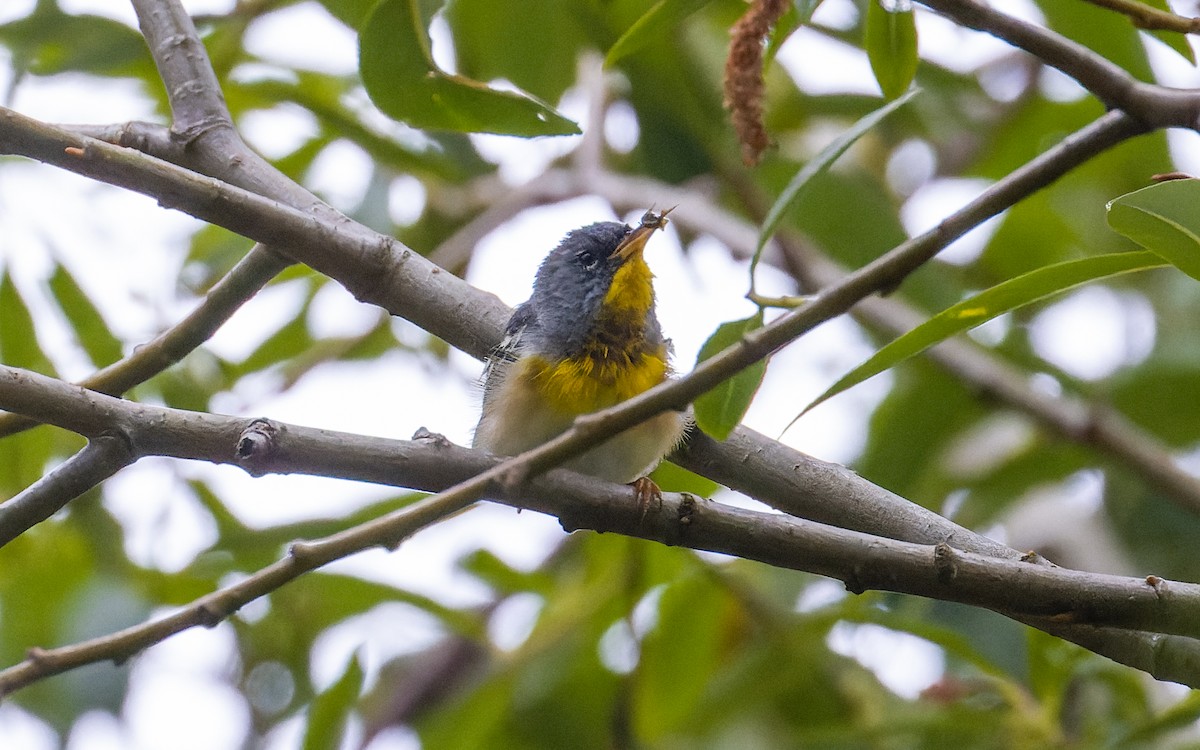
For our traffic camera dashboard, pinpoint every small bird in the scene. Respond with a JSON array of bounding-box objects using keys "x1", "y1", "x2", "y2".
[{"x1": 473, "y1": 208, "x2": 686, "y2": 505}]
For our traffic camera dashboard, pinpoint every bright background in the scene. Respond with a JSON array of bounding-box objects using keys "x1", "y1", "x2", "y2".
[{"x1": 3, "y1": 1, "x2": 1200, "y2": 748}]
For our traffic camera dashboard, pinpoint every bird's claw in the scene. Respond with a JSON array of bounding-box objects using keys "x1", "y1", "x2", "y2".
[{"x1": 631, "y1": 476, "x2": 663, "y2": 520}]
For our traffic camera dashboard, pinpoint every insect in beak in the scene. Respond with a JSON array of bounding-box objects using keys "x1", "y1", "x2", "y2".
[{"x1": 612, "y1": 206, "x2": 676, "y2": 261}]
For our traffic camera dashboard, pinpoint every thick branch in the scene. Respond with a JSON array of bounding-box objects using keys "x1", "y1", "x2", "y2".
[
  {"x1": 0, "y1": 106, "x2": 1147, "y2": 475},
  {"x1": 3, "y1": 366, "x2": 1200, "y2": 692},
  {"x1": 0, "y1": 108, "x2": 508, "y2": 360},
  {"x1": 130, "y1": 0, "x2": 344, "y2": 218}
]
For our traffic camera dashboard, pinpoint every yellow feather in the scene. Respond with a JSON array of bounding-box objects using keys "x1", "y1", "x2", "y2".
[
  {"x1": 523, "y1": 349, "x2": 669, "y2": 414},
  {"x1": 603, "y1": 256, "x2": 654, "y2": 312}
]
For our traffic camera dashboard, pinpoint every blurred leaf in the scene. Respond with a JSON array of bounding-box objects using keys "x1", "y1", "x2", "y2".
[
  {"x1": 302, "y1": 652, "x2": 364, "y2": 750},
  {"x1": 855, "y1": 360, "x2": 985, "y2": 504},
  {"x1": 0, "y1": 428, "x2": 58, "y2": 501},
  {"x1": 605, "y1": 0, "x2": 712, "y2": 67},
  {"x1": 693, "y1": 311, "x2": 767, "y2": 441},
  {"x1": 1110, "y1": 362, "x2": 1200, "y2": 446},
  {"x1": 0, "y1": 9, "x2": 153, "y2": 77},
  {"x1": 359, "y1": 0, "x2": 579, "y2": 136},
  {"x1": 801, "y1": 251, "x2": 1165, "y2": 415},
  {"x1": 445, "y1": 0, "x2": 590, "y2": 105},
  {"x1": 184, "y1": 224, "x2": 256, "y2": 292},
  {"x1": 1118, "y1": 690, "x2": 1200, "y2": 745},
  {"x1": 0, "y1": 271, "x2": 53, "y2": 374},
  {"x1": 460, "y1": 548, "x2": 555, "y2": 596},
  {"x1": 865, "y1": 0, "x2": 918, "y2": 100},
  {"x1": 48, "y1": 264, "x2": 123, "y2": 368},
  {"x1": 317, "y1": 0, "x2": 381, "y2": 29},
  {"x1": 633, "y1": 570, "x2": 730, "y2": 741},
  {"x1": 754, "y1": 88, "x2": 917, "y2": 281},
  {"x1": 1036, "y1": 0, "x2": 1153, "y2": 80},
  {"x1": 1107, "y1": 179, "x2": 1200, "y2": 282}
]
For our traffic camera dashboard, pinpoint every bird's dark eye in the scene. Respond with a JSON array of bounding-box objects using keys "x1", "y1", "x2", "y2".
[{"x1": 575, "y1": 249, "x2": 600, "y2": 271}]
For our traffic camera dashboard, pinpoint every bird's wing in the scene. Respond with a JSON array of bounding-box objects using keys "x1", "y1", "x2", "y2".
[{"x1": 480, "y1": 301, "x2": 536, "y2": 399}]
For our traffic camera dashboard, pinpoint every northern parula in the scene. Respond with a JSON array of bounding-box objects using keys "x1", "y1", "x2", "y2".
[{"x1": 473, "y1": 208, "x2": 686, "y2": 502}]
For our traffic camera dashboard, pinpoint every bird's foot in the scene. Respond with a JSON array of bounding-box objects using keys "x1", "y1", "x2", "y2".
[{"x1": 631, "y1": 476, "x2": 663, "y2": 520}]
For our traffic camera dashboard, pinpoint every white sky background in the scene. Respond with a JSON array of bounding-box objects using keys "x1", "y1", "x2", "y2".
[{"x1": 2, "y1": 0, "x2": 1199, "y2": 748}]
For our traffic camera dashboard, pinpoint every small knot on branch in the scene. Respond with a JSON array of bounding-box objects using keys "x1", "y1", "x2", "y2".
[
  {"x1": 1145, "y1": 574, "x2": 1170, "y2": 599},
  {"x1": 933, "y1": 542, "x2": 959, "y2": 583},
  {"x1": 412, "y1": 426, "x2": 451, "y2": 447},
  {"x1": 235, "y1": 418, "x2": 280, "y2": 475},
  {"x1": 196, "y1": 600, "x2": 225, "y2": 628}
]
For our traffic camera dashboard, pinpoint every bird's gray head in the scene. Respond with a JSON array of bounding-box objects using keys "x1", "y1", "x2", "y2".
[{"x1": 529, "y1": 221, "x2": 632, "y2": 355}]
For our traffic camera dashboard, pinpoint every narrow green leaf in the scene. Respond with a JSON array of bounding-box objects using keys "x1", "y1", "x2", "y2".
[
  {"x1": 0, "y1": 272, "x2": 53, "y2": 374},
  {"x1": 605, "y1": 0, "x2": 712, "y2": 67},
  {"x1": 799, "y1": 251, "x2": 1165, "y2": 416},
  {"x1": 693, "y1": 311, "x2": 767, "y2": 441},
  {"x1": 302, "y1": 652, "x2": 364, "y2": 750},
  {"x1": 359, "y1": 0, "x2": 579, "y2": 136},
  {"x1": 48, "y1": 264, "x2": 123, "y2": 368},
  {"x1": 751, "y1": 88, "x2": 917, "y2": 287},
  {"x1": 865, "y1": 0, "x2": 919, "y2": 100},
  {"x1": 1107, "y1": 178, "x2": 1200, "y2": 281}
]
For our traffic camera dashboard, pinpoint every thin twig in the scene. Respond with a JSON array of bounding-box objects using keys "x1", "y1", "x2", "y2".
[
  {"x1": 0, "y1": 244, "x2": 290, "y2": 438},
  {"x1": 919, "y1": 0, "x2": 1200, "y2": 127},
  {"x1": 1082, "y1": 0, "x2": 1200, "y2": 33},
  {"x1": 0, "y1": 435, "x2": 135, "y2": 546}
]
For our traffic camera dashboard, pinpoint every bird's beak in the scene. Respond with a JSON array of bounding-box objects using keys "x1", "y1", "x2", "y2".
[{"x1": 612, "y1": 206, "x2": 675, "y2": 261}]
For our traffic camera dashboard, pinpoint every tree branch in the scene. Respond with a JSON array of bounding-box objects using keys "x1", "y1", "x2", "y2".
[
  {"x1": 0, "y1": 105, "x2": 1148, "y2": 483},
  {"x1": 920, "y1": 0, "x2": 1200, "y2": 128},
  {"x1": 0, "y1": 435, "x2": 135, "y2": 546},
  {"x1": 0, "y1": 243, "x2": 290, "y2": 438},
  {"x1": 3, "y1": 365, "x2": 1200, "y2": 693},
  {"x1": 1081, "y1": 0, "x2": 1200, "y2": 34},
  {"x1": 0, "y1": 108, "x2": 509, "y2": 360}
]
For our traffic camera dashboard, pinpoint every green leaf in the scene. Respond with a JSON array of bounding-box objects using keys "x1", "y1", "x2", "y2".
[
  {"x1": 302, "y1": 652, "x2": 364, "y2": 750},
  {"x1": 0, "y1": 9, "x2": 153, "y2": 78},
  {"x1": 359, "y1": 0, "x2": 579, "y2": 136},
  {"x1": 605, "y1": 0, "x2": 712, "y2": 67},
  {"x1": 316, "y1": 0, "x2": 381, "y2": 29},
  {"x1": 752, "y1": 88, "x2": 917, "y2": 288},
  {"x1": 633, "y1": 571, "x2": 728, "y2": 741},
  {"x1": 48, "y1": 264, "x2": 123, "y2": 368},
  {"x1": 0, "y1": 272, "x2": 53, "y2": 374},
  {"x1": 1107, "y1": 178, "x2": 1200, "y2": 281},
  {"x1": 800, "y1": 251, "x2": 1165, "y2": 415},
  {"x1": 649, "y1": 460, "x2": 720, "y2": 498},
  {"x1": 692, "y1": 312, "x2": 767, "y2": 441},
  {"x1": 865, "y1": 0, "x2": 918, "y2": 100}
]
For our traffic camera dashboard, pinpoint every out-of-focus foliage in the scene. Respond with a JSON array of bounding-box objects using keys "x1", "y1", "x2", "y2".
[{"x1": 2, "y1": 0, "x2": 1200, "y2": 748}]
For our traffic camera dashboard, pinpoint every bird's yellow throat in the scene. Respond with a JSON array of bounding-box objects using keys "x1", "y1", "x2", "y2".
[{"x1": 521, "y1": 255, "x2": 668, "y2": 414}]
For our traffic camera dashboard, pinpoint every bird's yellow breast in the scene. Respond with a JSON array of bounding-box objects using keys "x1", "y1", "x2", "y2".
[
  {"x1": 518, "y1": 254, "x2": 666, "y2": 414},
  {"x1": 604, "y1": 256, "x2": 655, "y2": 313},
  {"x1": 521, "y1": 347, "x2": 669, "y2": 414}
]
